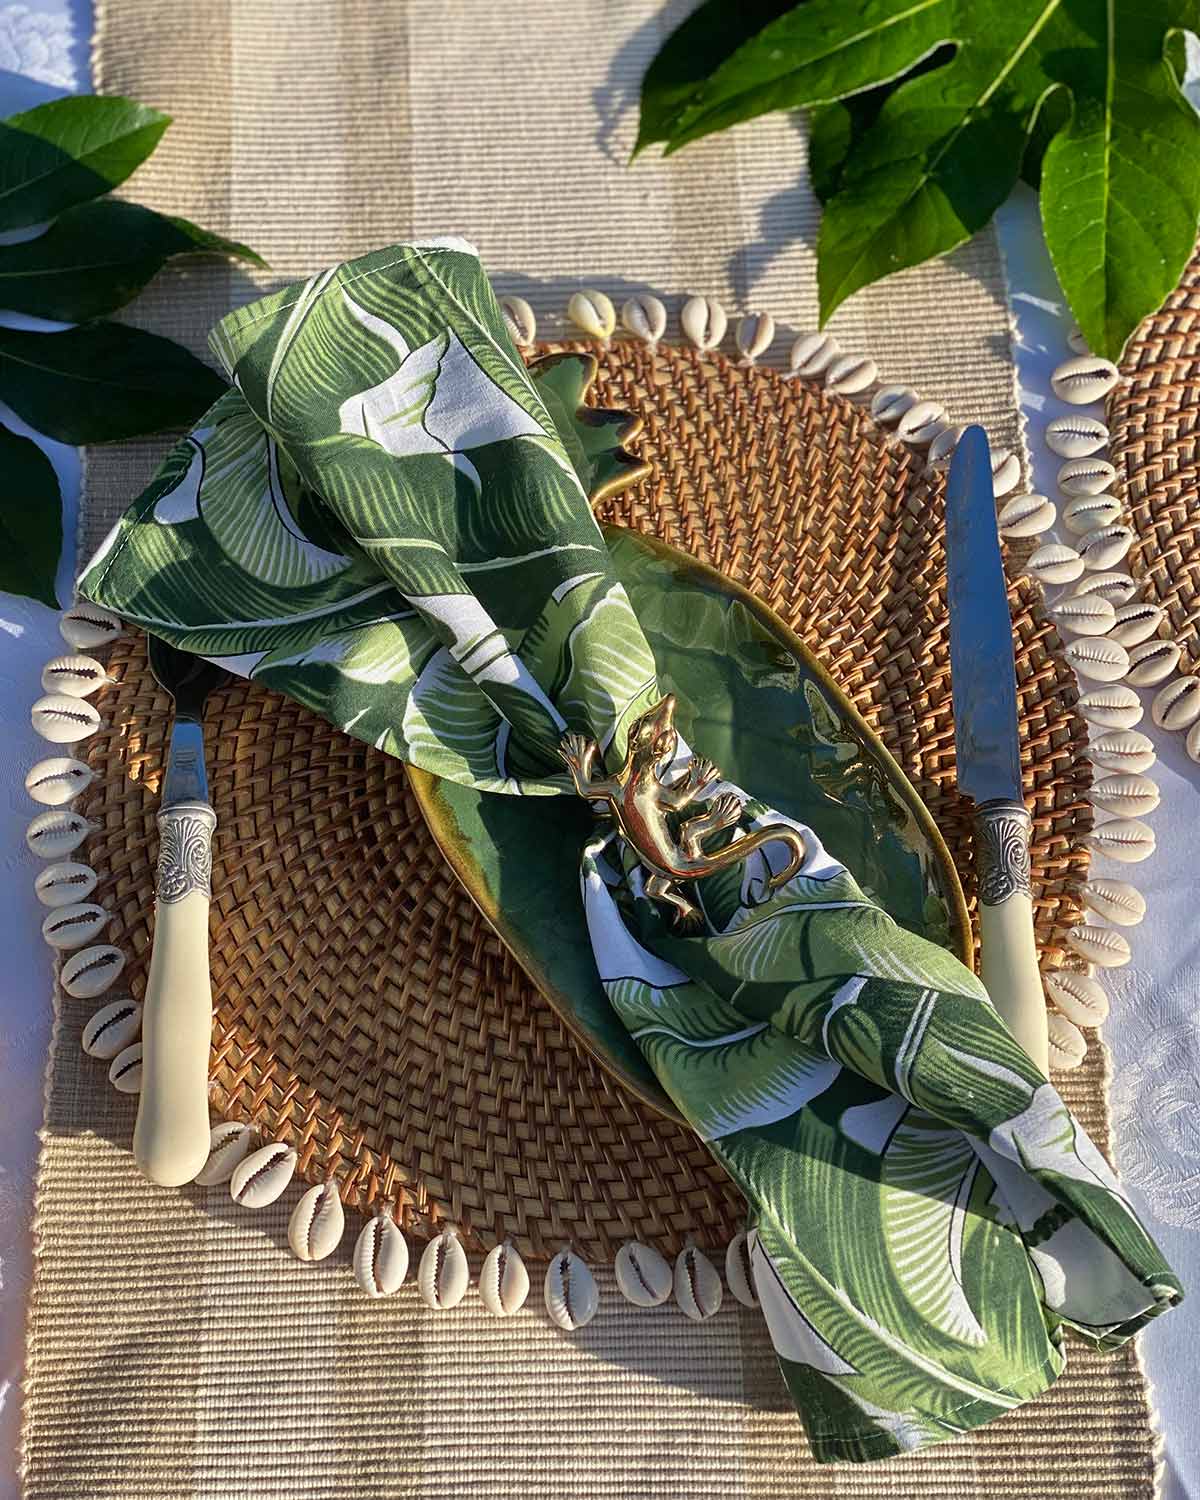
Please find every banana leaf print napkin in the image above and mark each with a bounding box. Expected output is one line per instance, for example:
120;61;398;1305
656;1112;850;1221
79;238;1181;1464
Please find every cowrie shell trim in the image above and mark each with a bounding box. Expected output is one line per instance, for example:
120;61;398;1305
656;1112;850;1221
675;1245;723;1321
544;1247;599;1331
614;1240;672;1307
354;1215;409;1298
25;755;95;806
81;995;141;1058
479;1240;530;1316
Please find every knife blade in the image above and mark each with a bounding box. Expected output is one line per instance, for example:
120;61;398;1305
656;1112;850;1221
946;427;1049;1074
135;637;228;1186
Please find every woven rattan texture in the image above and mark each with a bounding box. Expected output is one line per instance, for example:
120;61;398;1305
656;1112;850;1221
1109;251;1200;671
83;343;1093;1261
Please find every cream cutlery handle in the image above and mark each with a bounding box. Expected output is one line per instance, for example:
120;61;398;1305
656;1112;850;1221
974;800;1049;1076
133;801;216;1186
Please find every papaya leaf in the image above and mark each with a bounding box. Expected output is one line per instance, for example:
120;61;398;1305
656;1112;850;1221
0;322;226;444
0;423;61;608
0;95;169;230
637;0;1200;358
0;199;265;321
634;0;798;156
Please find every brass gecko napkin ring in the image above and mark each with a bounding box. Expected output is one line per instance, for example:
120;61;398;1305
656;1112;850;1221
558;694;805;928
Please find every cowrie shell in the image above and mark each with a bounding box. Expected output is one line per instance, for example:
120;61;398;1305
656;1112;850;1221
1072;571;1139;607
1187;718;1200;764
108;1042;143;1093
682;296;728;352
1064;637;1129;682
725;1231;758;1309
1126;639;1182;687
26;808;93;860
614;1240;672;1308
59;603;122;651
674;1245;723;1321
1078;524;1133;571
788;330;838;377
1089;729;1155;774
566;289;615;340
80;994;141;1058
735;311;775;363
620;294;667;344
1109;602;1165;648
1153;676;1200;731
1028;542;1084;586
869;385;918;424
1045;414;1108;459
1058;457;1117;496
499;295;536;348
1045;968;1111;1026
1076;684;1142;729
544;1247;599;1331
1068;923;1132;968
1047;1010;1087;1070
354;1214;409;1298
1090;771;1159;818
1081;877;1146;928
25;755;95;806
31;693;101;744
40;653;109;698
479;1240;530;1316
998;493;1056;538
1051;355;1120;404
1062;494;1122;535
990;450;1021;498
1084;818;1155;863
35;861;98;908
1067;325;1090;354
288;1180;345;1262
418;1229;470;1310
928;423;967;465
229;1142;297;1208
194;1122;254;1186
42;901;110;950
824;352;877;396
896;399;947;445
1049;593;1115;636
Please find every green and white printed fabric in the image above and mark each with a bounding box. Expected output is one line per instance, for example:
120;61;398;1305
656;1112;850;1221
80;239;1181;1464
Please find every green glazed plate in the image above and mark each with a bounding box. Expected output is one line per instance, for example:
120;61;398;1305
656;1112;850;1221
409;357;971;1123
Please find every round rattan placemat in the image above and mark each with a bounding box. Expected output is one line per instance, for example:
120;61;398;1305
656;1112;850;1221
1109;246;1200;671
83;342;1093;1260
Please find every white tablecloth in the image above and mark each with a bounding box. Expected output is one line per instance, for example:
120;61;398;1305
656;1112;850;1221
0;7;1196;1496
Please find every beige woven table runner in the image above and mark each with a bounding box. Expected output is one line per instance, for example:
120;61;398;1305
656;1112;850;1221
21;2;1155;1496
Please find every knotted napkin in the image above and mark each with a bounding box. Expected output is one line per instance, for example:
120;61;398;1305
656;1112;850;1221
80;238;1181;1464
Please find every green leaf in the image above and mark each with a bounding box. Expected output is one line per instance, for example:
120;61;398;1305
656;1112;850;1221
651;0;952;156
808;46;955;204
0;322;226;444
641;0;1200;357
1040;6;1200;358
0;423;61;607
634;0;797;156
0;95;169;231
0;199;264;321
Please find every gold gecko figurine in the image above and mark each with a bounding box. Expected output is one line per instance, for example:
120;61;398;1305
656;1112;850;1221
558;694;806;928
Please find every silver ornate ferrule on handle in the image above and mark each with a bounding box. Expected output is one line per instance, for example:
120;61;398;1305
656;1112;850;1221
973;800;1032;905
155;800;216;903
970;799;1048;1075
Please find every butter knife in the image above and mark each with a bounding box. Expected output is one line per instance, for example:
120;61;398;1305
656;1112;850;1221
135;638;228;1185
946;427;1049;1074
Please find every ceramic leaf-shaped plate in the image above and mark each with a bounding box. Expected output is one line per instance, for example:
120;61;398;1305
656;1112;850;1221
409;355;970;1121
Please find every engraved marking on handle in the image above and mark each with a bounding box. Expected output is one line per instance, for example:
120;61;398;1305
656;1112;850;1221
156;802;216;904
975;800;1032;905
